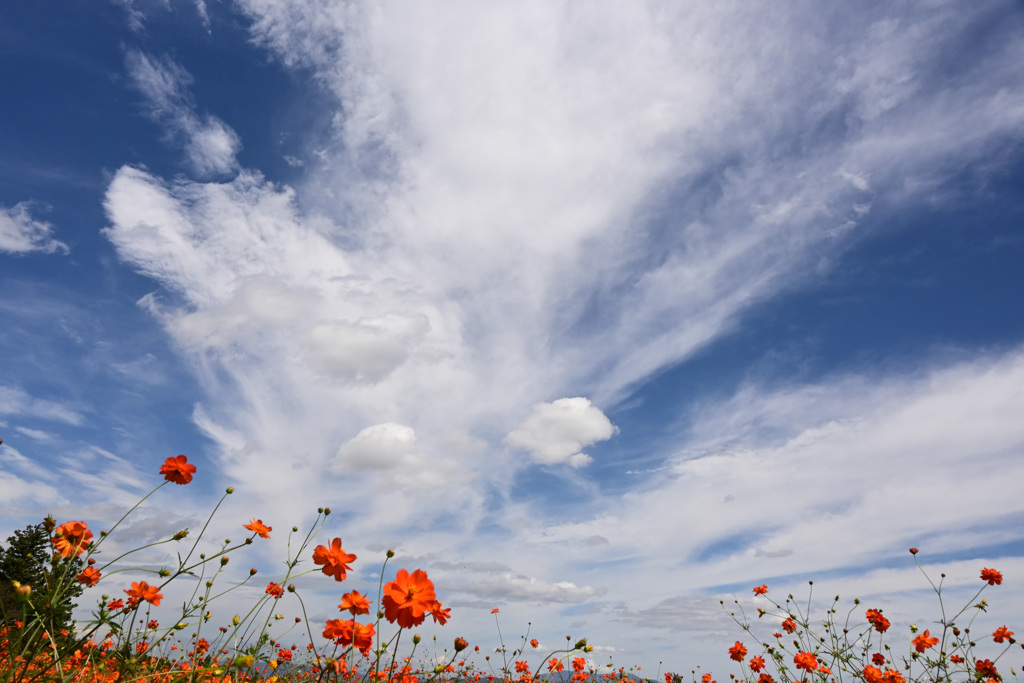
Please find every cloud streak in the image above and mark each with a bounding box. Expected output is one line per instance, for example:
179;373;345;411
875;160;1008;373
125;50;242;176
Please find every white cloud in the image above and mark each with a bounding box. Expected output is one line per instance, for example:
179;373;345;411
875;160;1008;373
125;50;241;176
506;398;617;467
0;203;68;255
0;386;84;425
333;422;416;472
99;2;1024;670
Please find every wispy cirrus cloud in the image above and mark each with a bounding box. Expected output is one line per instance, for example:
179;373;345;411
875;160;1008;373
125;50;242;176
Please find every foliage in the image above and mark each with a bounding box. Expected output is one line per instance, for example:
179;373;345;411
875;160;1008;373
0;518;83;647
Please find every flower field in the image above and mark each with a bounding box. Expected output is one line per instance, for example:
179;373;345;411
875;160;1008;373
1;456;1019;683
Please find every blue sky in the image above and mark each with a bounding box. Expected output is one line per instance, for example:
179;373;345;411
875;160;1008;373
3;0;1024;674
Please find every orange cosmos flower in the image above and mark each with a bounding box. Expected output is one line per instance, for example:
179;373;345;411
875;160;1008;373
530;639;540;649
992;626;1014;643
243;519;272;538
752;585;768;596
430;600;451;625
748;656;765;673
383;569;437;629
124;581;162;606
975;660;999;678
266;582;284;599
323;619;375;656
866;609;890;633
548;659;564;673
756;674;774;683
980;568;1003;586
312;538;357;582
339;590;372;615
160;455;196;485
882;669;905;683
728;642;747;662
781;618;797;633
76;566;101;586
793;652;818;672
53;521;93;557
912;630;939;653
862;666;883;683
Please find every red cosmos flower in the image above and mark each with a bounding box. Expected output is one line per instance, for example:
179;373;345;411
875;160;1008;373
323;618;375;656
147;620;159;629
753;585;768;596
781;618;798;634
53;521;93;557
107;599;125;611
793;651;818;672
244;519;272;539
547;659;564;673
757;674;775;683
160;455;196;485
866;609;891;633
382;569;437;629
980;568;1003;586
266;582;284;599
992;626;1014;643
76;566;101;586
975;660;999;678
124;581;162;606
728;642;747;662
748;656;765;673
871;654;886;666
491;608;500;614
572;657;586;672
430;600;451;625
312;538;356;582
862;666;883;683
339;591;372;615
912;630;939;653
949;655;964;664
701;674;712;683
277;648;293;662
530;639;540;648
515;661;530;674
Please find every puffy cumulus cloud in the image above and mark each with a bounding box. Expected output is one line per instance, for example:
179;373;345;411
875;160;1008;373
125;50;241;176
506;398;617;467
333;422;417;472
0;203;68;255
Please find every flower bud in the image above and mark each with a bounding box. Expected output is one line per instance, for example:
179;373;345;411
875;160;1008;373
159;568;171;577
233;655;254;668
173;530;189;541
386;549;395;558
287;584;296;592
295;617;301;623
249;568;257;575
232;615;240;625
225;487;234;494
206;580;213;588
413;634;421;644
14;582;31;600
324;507;331;515
176;622;187;630
574;638;588;650
454;638;469;652
221;556;230;565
